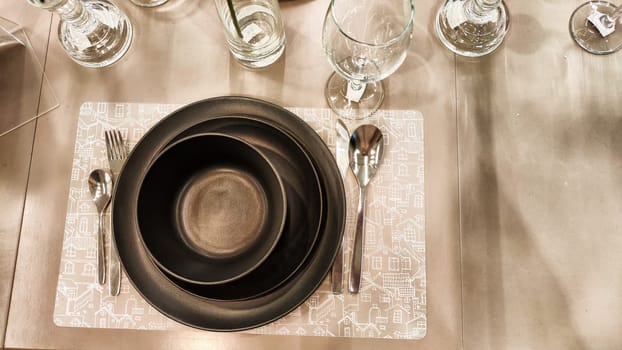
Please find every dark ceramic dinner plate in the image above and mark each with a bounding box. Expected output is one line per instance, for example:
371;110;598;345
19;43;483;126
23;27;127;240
162;116;323;300
112;96;345;331
137;133;288;285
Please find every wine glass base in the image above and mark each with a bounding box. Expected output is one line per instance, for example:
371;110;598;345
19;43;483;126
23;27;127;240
129;0;169;7
59;0;133;68
435;0;509;57
570;1;622;55
324;72;384;120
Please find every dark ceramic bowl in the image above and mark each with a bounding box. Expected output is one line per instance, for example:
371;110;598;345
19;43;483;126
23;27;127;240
137;132;287;285
159;116;324;300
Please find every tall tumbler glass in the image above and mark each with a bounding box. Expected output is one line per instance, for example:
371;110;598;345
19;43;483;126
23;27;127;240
213;0;286;69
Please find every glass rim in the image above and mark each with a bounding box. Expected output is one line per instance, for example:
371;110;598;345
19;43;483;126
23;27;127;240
329;0;415;48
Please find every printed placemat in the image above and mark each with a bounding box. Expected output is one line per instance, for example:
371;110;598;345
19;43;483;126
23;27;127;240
54;102;426;339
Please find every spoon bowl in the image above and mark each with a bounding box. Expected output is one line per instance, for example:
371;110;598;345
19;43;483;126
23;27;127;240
349;125;384;187
348;124;384;293
88;169;113;285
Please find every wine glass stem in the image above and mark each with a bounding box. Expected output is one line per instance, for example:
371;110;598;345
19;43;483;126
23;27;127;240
54;0;98;34
468;0;501;17
611;4;622;22
346;80;367;103
349;80;364;92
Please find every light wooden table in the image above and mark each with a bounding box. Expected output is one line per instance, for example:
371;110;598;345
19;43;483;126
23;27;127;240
2;0;621;349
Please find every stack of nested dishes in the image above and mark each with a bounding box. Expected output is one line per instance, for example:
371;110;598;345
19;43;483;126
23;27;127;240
112;96;346;331
138;133;288;286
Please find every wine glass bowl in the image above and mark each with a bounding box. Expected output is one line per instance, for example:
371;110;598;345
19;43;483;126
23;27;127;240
570;1;622;55
322;0;414;120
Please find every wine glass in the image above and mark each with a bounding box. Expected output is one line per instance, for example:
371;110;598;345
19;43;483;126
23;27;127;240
129;0;168;7
27;0;133;68
322;0;414;120
435;0;509;57
570;1;622;55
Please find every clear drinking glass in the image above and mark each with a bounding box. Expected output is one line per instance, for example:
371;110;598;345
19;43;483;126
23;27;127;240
570;1;622;55
435;0;509;57
213;0;286;69
27;0;133;68
322;0;414;120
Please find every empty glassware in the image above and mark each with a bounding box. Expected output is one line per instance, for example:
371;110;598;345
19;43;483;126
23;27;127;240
27;0;133;68
570;1;622;54
213;0;286;69
129;0;168;8
435;0;509;57
322;0;414;119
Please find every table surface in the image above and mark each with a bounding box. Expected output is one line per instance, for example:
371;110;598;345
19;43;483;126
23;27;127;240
2;1;621;349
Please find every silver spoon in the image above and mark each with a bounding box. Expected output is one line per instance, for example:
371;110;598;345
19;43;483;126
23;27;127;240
88;169;113;285
348;124;384;294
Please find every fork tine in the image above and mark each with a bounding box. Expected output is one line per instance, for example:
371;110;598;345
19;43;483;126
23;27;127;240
104;129;128;160
113;129;126;159
111;130;119;159
104;130;114;160
119;131;128;158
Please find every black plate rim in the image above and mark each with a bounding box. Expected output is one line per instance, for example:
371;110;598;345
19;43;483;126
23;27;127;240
112;96;345;331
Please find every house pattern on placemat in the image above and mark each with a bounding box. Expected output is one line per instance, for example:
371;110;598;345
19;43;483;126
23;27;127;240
53;103;426;339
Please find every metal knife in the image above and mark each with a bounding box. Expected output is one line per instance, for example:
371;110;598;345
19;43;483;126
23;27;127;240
331;118;350;294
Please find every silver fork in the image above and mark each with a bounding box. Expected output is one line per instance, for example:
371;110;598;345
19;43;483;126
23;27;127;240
104;129;127;296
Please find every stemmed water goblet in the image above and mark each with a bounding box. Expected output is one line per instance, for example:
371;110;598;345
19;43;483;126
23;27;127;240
570;1;622;54
129;0;168;7
435;0;509;57
322;0;415;120
27;0;133;68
